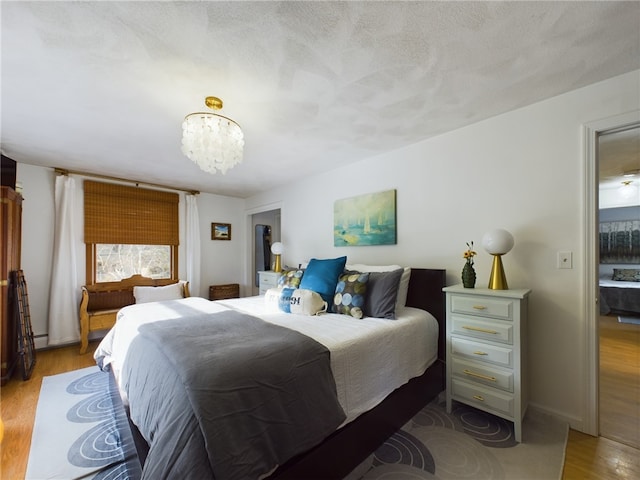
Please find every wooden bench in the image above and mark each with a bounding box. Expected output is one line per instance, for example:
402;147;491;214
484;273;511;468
79;275;190;354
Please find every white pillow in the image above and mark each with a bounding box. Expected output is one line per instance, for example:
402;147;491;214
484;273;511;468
133;282;184;304
346;264;411;309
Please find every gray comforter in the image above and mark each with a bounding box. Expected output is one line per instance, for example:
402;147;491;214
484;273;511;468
120;310;346;480
600;285;640;315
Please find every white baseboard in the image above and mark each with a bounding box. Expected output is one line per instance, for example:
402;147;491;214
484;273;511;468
528;401;586;434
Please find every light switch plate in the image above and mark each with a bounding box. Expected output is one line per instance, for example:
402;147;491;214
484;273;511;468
558;251;572;269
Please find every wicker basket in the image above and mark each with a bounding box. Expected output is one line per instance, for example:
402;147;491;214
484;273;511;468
209;283;240;300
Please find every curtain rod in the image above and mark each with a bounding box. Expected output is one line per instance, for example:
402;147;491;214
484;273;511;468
54;168;199;195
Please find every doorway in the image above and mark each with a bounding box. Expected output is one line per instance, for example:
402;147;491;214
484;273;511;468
249;208;281;296
597;126;640;449
584;110;640;440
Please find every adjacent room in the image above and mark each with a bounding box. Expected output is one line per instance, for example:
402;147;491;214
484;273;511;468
1;2;639;479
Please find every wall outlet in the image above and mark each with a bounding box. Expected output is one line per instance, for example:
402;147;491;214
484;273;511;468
558;251;573;269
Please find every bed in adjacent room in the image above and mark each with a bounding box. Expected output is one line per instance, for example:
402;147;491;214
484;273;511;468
94;266;446;480
599;268;640;316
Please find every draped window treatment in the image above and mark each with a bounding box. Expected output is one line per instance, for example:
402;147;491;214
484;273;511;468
48;175;79;345
185;194;201;297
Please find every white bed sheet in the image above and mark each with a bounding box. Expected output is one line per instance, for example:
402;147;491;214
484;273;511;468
95;295;438;425
599;278;640;288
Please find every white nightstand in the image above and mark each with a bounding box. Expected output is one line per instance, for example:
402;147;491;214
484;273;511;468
443;284;531;442
258;271;282;295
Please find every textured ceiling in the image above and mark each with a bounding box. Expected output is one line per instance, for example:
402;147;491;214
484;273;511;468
2;1;639;197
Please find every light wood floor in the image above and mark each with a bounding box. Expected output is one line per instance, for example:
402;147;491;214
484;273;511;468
1;338;639;480
598;315;639;449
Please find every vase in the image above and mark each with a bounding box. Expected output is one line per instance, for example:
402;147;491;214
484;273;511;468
462;263;476;288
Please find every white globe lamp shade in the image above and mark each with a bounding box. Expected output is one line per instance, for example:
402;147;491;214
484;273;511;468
482;229;514;290
271;242;284;255
271;242;284;272
482;229;514;255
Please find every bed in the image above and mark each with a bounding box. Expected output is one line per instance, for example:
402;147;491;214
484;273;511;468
599;276;640;315
94;267;446;480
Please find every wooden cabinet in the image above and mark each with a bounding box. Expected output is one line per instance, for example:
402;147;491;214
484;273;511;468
1;187;23;384
258;271;282;295
443;284;530;442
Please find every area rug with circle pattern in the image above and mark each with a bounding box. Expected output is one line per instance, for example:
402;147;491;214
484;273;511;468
26;366;141;480
348;394;568;480
27;367;567;480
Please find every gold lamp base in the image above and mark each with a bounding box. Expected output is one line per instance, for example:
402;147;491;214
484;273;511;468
488;254;509;290
273;254;282;273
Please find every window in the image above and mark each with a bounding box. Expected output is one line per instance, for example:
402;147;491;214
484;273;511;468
95;244;171;282
84;181;179;284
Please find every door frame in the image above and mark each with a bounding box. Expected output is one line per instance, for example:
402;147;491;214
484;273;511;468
583;110;640;436
244;201;283;296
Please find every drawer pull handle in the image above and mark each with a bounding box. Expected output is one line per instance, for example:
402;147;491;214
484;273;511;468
463;325;498;334
472;305;487;310
463;369;497;382
473;395;485;402
473;351;488;356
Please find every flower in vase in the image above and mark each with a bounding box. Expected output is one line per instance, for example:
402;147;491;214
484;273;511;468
463;241;477;265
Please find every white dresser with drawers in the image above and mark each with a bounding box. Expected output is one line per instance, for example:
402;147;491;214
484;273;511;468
443;284;531;442
258;271;282;295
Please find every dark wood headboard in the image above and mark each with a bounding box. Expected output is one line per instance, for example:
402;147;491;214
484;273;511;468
405;268;446;361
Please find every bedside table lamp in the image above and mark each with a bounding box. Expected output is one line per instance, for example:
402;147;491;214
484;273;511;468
271;242;284;273
482;229;514;290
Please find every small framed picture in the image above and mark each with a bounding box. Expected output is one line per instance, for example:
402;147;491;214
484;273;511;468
212;222;232;240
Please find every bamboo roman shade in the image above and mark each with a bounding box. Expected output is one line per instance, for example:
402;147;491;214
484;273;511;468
84;180;179;245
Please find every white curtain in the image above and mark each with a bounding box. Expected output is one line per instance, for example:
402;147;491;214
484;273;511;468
48;175;79;345
185;194;201;297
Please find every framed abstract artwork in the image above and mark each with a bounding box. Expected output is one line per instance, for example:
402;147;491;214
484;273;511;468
334;189;397;246
599;219;640;263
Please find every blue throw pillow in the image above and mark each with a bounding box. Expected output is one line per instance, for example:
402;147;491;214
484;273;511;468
299;256;347;307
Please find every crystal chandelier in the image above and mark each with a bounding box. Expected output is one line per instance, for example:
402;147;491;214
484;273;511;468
181;96;244;175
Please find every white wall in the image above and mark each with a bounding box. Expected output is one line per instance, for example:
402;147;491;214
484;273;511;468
195;192;246;296
15;167;246;347
245;70;640;431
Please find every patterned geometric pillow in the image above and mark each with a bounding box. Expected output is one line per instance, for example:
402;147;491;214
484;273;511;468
278;269;305;288
333;272;369;319
612;268;640;282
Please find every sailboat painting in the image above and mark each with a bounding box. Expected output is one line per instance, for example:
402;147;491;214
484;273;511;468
334;190;397;246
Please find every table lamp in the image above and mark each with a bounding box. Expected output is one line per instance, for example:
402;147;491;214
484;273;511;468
482;229;514;290
271;242;284;273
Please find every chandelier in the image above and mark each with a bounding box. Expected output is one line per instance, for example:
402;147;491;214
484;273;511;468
181;96;244;175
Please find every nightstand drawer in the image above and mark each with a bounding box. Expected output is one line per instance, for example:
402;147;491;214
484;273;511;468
451;358;513;392
451;315;513;344
260;275;279;288
258;271;282;295
451;337;513;368
452;378;514;417
450;295;514;320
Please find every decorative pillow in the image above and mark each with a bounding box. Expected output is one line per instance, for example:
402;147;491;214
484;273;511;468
133;282;184;304
278;269;305;289
289;289;328;316
264;287;327;315
299;256;347;307
333;272;369;319
612;268;640;282
264;287;285;312
364;269;404;319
